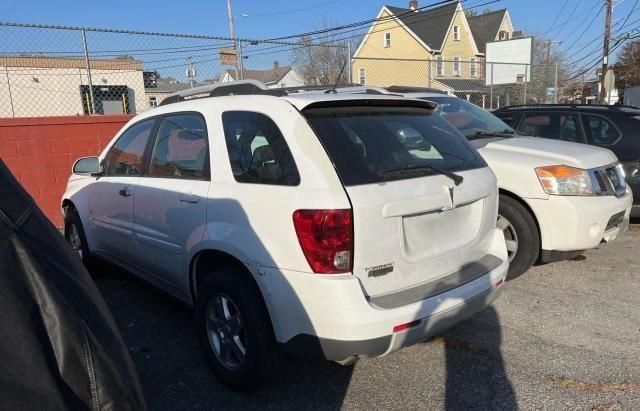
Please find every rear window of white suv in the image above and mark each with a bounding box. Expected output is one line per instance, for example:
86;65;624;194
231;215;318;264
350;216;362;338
304;105;486;186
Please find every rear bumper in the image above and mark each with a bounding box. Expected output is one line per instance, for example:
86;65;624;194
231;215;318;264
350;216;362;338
282;284;502;361
257;228;508;362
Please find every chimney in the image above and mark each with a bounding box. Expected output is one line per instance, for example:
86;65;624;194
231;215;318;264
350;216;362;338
273;61;280;70
409;0;418;10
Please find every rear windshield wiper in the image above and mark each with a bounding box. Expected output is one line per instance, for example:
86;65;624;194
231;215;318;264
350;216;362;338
378;164;463;186
472;129;515;138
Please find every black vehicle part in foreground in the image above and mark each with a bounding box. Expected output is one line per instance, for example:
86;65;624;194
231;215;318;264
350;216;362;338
0;160;146;410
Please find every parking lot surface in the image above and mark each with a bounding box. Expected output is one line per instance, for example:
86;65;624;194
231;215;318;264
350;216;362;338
94;225;640;410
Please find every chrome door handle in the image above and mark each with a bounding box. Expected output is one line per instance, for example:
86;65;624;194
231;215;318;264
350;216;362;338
179;194;199;203
118;187;133;197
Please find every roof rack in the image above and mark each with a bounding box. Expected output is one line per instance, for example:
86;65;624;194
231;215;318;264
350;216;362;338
494;103;640;111
158;80;370;106
159;80;286;106
386;85;449;95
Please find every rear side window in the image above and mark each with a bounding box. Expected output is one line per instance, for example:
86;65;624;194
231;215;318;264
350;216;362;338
495;113;516;127
105;119;155;176
222;111;300;186
581;115;620;145
518;112;581;143
304;105;486;186
149;114;209;179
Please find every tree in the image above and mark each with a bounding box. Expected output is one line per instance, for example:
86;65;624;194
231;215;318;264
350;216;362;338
292;25;361;86
464;7;493;17
615;39;640;88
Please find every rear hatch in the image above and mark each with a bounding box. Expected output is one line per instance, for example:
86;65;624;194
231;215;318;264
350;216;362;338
304;101;500;298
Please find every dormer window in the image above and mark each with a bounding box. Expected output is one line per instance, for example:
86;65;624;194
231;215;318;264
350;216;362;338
384;32;391;47
453;25;461;41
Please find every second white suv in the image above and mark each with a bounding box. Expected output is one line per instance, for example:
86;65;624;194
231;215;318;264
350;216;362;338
62;81;508;389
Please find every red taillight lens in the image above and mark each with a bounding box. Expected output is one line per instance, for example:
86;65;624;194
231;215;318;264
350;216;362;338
292;209;353;274
393;320;421;333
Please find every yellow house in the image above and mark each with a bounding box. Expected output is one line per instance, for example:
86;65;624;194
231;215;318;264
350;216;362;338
352;0;515;91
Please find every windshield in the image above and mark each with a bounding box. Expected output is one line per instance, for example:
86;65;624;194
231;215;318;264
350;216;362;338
423;96;515;138
303;105;486;186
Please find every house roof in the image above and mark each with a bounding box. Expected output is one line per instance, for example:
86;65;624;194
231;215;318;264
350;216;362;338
434;78;487;92
224;65;292;84
0;55;142;70
385;3;459;51
467;9;508;53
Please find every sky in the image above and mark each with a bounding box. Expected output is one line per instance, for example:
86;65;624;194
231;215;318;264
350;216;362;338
2;0;637;81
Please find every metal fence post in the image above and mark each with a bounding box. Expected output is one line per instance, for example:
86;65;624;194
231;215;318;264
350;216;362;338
81;29;95;115
347;43;352;84
428;59;433;88
524;65;528;104
4;67;15;117
554;60;558;103
489;63;494;109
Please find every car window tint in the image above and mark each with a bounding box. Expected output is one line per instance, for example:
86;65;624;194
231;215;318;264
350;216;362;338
581;115;620;145
496;113;516;127
222;111;300;186
304;105;486;186
105;119;155;176
519;113;580;142
150;114;209;179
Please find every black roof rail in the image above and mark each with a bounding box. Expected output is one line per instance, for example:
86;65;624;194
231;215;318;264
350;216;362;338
386;85;449;95
494;103;640;111
159;80;286;106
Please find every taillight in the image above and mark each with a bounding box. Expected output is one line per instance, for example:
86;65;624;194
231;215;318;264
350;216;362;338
292;209;353;274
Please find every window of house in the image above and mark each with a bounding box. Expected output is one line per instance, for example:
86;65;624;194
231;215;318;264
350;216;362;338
453;25;461;41
105;119;156;176
436;56;444;76
499;30;509;40
453;57;461;76
359;67;366;85
581;115;620;145
149;96;158;108
470;58;477;77
222;111;300;186
384;32;391;47
149;114;209;179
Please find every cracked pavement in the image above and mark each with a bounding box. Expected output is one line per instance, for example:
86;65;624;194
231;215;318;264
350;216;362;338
93;224;640;410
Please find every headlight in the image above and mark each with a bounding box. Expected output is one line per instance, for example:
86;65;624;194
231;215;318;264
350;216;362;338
535;165;594;196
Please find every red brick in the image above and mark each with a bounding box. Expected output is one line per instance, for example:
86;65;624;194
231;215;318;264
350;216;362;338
0;124;32;141
40;153;72;169
16;140;39;156
38;125;68;141
20;170;56;187
50;138;73;154
54;167;71;183
0;141;18;158
40;185;65;200
3;155;38;173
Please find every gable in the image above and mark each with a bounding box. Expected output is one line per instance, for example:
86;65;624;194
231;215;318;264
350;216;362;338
440;4;480;58
386;3;458;51
468;9;508;53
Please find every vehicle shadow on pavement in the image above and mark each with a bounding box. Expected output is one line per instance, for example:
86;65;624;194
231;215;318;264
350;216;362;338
91;252;354;410
440;305;517;409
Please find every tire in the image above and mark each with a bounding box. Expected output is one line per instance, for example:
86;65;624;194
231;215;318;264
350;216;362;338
64;207;92;266
497;194;540;280
195;268;276;390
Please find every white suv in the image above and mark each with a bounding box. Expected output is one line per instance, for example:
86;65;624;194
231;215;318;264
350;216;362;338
62;80;508;389
378;87;632;278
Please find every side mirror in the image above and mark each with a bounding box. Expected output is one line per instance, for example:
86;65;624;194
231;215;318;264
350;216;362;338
72;156;102;176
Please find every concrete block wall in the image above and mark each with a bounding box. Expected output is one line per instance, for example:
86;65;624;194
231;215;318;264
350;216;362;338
0;115;133;227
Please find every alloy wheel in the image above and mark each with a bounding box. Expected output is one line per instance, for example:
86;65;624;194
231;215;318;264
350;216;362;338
497;214;518;263
205;294;247;370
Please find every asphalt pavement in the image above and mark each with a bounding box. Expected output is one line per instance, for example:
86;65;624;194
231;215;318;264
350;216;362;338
93;224;640;410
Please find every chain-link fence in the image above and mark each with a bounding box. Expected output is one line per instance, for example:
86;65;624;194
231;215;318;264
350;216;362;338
352;57;560;110
0;22;350;118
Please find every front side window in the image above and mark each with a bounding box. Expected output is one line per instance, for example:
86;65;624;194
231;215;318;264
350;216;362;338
304;105;486;186
581;115;620;145
453;57;461;76
518;112;581;142
359;68;366;85
104;119;155;176
222;111;300;186
426;96;514;139
149;114;209;179
384;32;391;47
453;25;461;41
436;57;444;76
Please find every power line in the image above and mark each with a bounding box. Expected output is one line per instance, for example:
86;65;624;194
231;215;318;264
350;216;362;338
244;0;342;17
542;0;570;35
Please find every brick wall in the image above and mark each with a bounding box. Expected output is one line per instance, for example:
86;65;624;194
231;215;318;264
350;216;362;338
0;115;133;227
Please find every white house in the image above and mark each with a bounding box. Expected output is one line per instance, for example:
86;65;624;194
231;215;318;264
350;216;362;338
220;61;304;89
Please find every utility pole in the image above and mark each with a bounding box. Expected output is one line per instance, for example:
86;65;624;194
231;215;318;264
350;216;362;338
227;0;239;80
600;0;613;103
